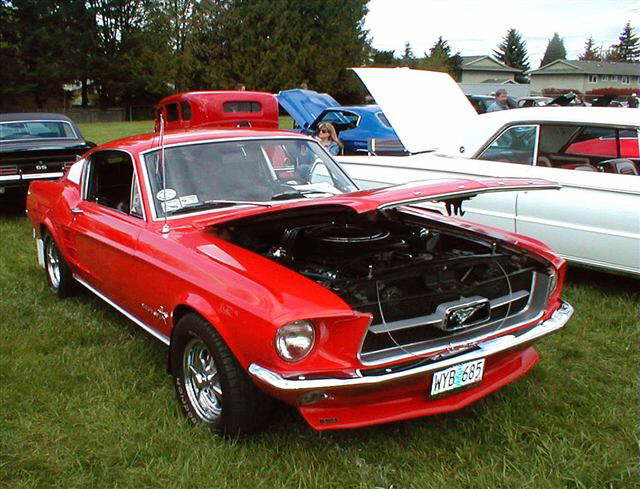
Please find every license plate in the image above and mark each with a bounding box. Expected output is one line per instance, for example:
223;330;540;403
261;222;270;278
430;359;485;397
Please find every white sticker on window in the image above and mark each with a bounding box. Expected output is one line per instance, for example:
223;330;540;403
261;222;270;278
179;195;198;206
161;198;182;212
157;188;177;201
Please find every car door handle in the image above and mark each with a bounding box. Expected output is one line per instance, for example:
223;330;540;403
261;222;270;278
71;207;84;215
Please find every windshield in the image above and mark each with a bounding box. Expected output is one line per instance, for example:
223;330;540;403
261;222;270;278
0;120;77;141
143;138;358;217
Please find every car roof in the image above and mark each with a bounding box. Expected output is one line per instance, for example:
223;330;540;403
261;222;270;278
95;127;311;153
479;106;639;126
0;112;75;123
157;90;276;106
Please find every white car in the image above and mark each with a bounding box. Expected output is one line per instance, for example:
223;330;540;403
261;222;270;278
338;68;640;277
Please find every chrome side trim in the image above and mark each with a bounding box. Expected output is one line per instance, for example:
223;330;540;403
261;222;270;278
337;157;640;197
0;175;21;181
21;172;64;180
248;302;573;392
377;183;561;211
73;274;170;345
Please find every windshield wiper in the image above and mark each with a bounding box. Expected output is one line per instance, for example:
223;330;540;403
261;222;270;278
168;199;272;215
270;189;333;201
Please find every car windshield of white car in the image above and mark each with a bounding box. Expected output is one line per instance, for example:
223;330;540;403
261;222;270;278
143;138;358;216
0;121;77;141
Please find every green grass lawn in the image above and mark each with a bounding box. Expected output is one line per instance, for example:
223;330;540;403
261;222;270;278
1;121;638;489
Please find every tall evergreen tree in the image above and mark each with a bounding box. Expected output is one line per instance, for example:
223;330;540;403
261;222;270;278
86;0;152;106
419;37;462;80
493;28;530;71
540;33;567;67
1;0;371;108
401;41;415;66
199;0;369;101
1;0;73;108
611;21;640;62
578;36;602;61
369;48;397;66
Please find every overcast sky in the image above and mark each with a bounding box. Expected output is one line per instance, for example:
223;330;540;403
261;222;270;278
365;0;640;67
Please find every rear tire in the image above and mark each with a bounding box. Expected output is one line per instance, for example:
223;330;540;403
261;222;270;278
171;313;273;436
43;232;77;298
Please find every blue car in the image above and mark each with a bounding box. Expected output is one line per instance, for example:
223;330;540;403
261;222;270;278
277;89;404;155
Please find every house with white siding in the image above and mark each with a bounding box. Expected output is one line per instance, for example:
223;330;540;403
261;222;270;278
528;60;640;93
459;56;522;84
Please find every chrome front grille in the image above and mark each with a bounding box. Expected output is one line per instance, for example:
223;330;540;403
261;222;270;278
358;271;549;365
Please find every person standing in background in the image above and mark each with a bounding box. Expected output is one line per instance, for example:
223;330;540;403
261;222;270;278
486;89;511;112
316;122;343;156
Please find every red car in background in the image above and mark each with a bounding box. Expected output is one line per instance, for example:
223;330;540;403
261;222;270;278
26;127;572;434
566;131;639;159
154;91;279;132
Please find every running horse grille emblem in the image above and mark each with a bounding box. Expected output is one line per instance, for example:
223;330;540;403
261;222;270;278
436;296;491;332
450;306;478;325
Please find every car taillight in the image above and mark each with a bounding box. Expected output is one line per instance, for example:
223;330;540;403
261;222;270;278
0;165;18;176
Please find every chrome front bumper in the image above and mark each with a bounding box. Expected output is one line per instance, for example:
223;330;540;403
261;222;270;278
248;301;573;392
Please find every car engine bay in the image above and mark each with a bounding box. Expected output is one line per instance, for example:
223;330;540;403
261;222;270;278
213;207;548;333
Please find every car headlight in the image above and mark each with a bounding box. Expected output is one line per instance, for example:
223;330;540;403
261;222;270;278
275;320;316;362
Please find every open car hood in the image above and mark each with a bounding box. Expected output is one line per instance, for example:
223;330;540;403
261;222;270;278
199;178;560;227
350;67;477;154
277;89;339;128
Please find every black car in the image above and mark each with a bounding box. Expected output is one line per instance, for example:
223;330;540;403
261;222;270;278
0;113;95;201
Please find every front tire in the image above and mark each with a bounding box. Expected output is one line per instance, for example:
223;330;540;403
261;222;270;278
43;232;76;298
171;313;273;435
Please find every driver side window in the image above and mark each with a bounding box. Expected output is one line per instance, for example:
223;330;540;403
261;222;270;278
85;150;141;217
478;125;539;165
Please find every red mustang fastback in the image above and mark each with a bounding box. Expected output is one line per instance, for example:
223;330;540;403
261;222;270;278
26;128;573;435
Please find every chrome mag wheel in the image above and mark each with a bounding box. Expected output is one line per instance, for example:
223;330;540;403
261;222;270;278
46;238;61;289
183;337;223;422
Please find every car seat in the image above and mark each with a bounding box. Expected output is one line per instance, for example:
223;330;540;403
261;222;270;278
597;158;639;175
536;156;551;167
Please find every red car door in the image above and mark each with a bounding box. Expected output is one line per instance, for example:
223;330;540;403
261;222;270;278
65;150;145;313
69;201;143;311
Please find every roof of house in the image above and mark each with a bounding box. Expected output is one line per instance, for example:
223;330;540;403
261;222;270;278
460;55;522;73
529;59;640;76
481;78;518;84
